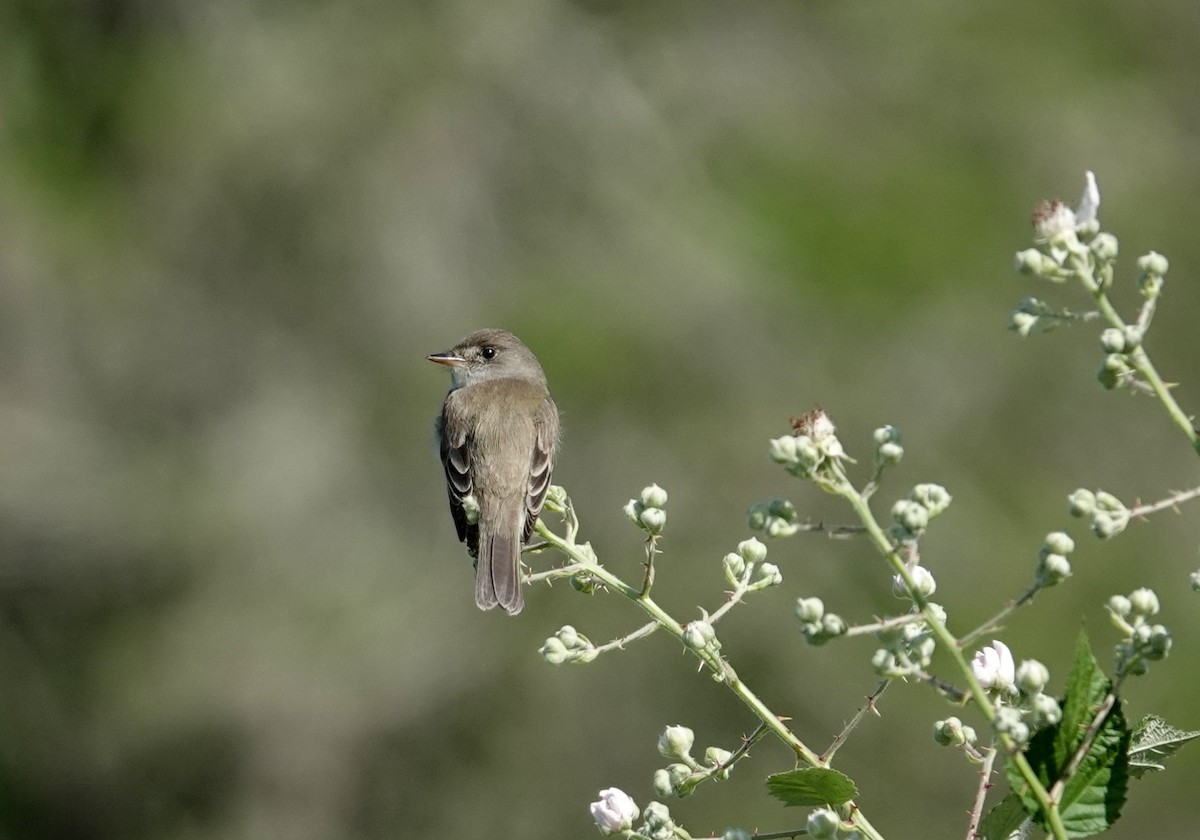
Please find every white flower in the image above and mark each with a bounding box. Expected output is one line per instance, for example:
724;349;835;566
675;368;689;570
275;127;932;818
590;788;638;835
1031;171;1101;259
1076;170;1100;225
971;640;1016;694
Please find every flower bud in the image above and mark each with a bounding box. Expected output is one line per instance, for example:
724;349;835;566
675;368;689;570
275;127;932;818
539;636;569;665
639;506;667;535
1107;594;1132;617
1091;512;1128;539
737;538;767;565
1137;251;1169;276
590;788;638;835
893;565;937;599
1030;693;1062;727
1044;531;1075;555
910;483;952;517
820;613;847;639
722;830;752;840
1129;588;1160;617
1090;232;1119;261
892;500;929;535
683;620;717;651
746;501;769;532
754;562;783;587
873;425;901;445
641;801;674;833
993;706;1030;745
1146;624;1172;659
624;498;644;524
652;769;674;798
1122;326;1142;349
638;801;676;835
768;435;799;465
570;572;598;593
1097;354;1130;390
1016;659;1050;694
1010;309;1038;337
877;441;904;464
640;483;668;509
795;597;825;623
1190;570;1200;592
1100;328;1126;354
807;808;840;840
704;746;733;770
794;435;823;470
766;518;799;538
1014;248;1054;276
1068;488;1096;518
1036;551;1072;586
658;725;696;761
723;552;747;582
1139;271;1164;298
666;763;693;796
933;716;967;747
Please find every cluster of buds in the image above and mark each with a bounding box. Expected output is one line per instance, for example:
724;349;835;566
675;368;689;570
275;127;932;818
1107;588;1172;676
795;596;847;646
967;641;1061;745
1068;488;1130;539
722;537;782;590
1035;531;1075;586
871;607;942;678
769;408;850;482
652;725;735;798
874;425;904;466
889;483;952;544
625;484;669;536
932;715;978;749
746;497;801;538
539;625;598;665
1013;171;1104;282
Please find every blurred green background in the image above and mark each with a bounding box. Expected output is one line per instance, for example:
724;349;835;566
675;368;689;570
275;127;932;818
2;1;1198;838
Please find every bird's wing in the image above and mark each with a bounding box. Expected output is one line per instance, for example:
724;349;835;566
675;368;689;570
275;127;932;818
438;398;475;550
523;396;559;543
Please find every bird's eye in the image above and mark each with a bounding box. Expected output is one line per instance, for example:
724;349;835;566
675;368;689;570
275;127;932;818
480;345;497;360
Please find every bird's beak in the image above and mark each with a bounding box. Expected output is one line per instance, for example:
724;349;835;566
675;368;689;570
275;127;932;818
427;351;467;367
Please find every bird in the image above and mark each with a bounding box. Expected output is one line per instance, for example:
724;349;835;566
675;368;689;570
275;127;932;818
428;329;560;614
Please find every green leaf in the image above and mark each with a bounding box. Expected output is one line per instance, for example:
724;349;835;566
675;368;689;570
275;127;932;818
1128;714;1200;778
977;792;1030;840
766;768;858;807
1007;631;1130;838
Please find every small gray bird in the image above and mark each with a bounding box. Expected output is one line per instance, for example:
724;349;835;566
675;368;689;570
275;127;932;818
428;329;560;614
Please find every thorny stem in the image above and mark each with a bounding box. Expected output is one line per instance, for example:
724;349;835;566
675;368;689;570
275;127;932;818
1129;485;1200;518
959;581;1044;648
823;680;890;762
966;743;999;840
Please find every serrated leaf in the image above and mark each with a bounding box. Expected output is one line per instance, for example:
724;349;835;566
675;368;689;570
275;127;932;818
1128;714;1200;778
977;792;1031;840
766;768;857;807
1007;631;1130;838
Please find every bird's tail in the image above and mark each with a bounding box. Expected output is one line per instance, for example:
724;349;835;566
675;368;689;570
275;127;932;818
476;513;524;615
